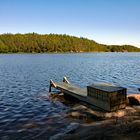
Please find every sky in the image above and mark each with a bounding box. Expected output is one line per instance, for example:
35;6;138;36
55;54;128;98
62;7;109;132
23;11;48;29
0;0;140;47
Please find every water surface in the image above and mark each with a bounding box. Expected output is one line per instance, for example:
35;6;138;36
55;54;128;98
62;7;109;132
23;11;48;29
0;53;140;139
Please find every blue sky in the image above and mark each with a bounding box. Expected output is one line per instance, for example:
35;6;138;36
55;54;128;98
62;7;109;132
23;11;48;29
0;0;140;47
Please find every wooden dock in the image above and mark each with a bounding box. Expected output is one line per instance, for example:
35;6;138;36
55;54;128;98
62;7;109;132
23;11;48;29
49;77;127;112
49;77;87;101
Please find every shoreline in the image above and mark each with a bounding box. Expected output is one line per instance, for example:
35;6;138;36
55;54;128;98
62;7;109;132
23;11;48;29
49;93;140;140
0;52;140;55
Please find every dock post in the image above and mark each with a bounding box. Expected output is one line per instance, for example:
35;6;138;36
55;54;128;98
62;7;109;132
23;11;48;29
63;77;70;84
49;80;52;92
49;79;57;92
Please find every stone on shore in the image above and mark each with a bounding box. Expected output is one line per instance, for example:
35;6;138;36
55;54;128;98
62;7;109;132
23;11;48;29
49;93;140;140
127;94;140;105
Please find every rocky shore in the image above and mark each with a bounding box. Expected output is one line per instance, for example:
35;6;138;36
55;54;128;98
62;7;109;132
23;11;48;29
49;93;140;140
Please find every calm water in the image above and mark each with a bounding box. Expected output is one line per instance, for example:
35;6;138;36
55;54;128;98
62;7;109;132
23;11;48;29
0;53;140;139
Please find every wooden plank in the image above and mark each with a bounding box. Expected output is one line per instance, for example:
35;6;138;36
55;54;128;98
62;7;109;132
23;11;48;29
54;82;87;97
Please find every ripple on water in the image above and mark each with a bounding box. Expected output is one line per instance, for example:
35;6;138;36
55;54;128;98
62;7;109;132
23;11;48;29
0;53;140;139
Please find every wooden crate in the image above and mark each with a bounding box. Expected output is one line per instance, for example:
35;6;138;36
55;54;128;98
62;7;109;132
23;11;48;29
87;83;127;111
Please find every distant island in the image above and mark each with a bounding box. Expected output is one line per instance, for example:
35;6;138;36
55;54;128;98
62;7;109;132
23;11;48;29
0;33;140;53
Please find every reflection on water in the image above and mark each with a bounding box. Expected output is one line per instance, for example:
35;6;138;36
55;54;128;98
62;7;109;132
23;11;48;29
0;53;140;139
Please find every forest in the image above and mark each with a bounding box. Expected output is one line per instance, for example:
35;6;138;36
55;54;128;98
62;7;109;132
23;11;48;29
0;33;139;53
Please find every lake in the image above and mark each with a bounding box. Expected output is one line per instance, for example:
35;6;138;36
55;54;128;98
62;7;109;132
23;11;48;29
0;53;140;139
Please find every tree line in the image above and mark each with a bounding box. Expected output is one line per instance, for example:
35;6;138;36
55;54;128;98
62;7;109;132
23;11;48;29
0;33;139;53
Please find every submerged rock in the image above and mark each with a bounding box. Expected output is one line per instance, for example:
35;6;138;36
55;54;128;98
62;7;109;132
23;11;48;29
49;93;140;140
67;103;140;121
62;116;140;140
50;93;140;121
49;122;80;140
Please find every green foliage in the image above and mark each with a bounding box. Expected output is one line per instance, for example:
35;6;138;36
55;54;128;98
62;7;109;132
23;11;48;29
0;33;139;53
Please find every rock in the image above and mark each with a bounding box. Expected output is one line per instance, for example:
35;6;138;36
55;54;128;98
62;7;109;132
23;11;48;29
67;102;140;122
49;92;140;140
49;93;66;103
133;106;140;112
68;111;87;120
49;122;80;140
127;94;140;105
62;117;140;140
72;105;88;110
